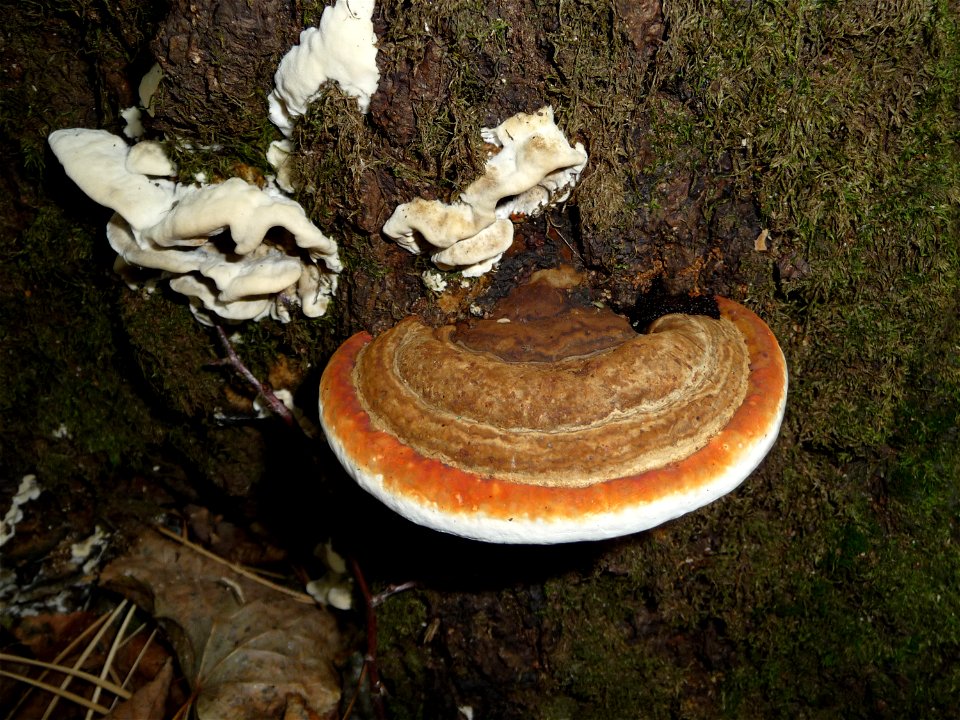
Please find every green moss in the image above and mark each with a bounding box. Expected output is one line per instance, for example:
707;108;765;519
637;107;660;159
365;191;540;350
295;90;379;225
531;5;960;716
119;292;223;418
541;576;686;717
719;385;960;716
166;114;280;186
646;0;959;454
1;205;160;483
536;0;655;232
338;233;389;279
375;591;431;718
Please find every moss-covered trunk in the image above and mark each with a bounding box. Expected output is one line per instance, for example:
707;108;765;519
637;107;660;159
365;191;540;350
1;0;958;717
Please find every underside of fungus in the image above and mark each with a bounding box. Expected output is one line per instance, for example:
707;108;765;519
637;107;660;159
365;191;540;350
319;268;788;544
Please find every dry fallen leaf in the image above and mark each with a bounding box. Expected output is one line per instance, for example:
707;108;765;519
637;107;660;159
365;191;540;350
100;530;342;720
105;658;173;720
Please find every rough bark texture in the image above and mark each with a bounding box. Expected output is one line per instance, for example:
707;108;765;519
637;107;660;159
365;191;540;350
151;0;301;142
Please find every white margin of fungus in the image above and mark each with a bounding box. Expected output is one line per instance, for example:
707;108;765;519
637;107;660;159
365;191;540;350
319;363;788;545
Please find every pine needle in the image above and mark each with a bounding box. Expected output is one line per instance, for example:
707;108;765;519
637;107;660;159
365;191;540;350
0;654;132;699
3;608;114;720
154;525;315;604
86;602;138;720
0;670;113;715
41;600;128;720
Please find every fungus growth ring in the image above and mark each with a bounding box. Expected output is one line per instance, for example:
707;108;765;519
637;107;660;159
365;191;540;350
319;268;788;544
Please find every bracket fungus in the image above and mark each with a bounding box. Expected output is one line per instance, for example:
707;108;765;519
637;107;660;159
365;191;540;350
48;128;341;324
383;107;588;277
319;268;787;544
268;0;379;137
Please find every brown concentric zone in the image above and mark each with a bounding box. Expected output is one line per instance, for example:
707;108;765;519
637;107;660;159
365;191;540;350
318;295;787;526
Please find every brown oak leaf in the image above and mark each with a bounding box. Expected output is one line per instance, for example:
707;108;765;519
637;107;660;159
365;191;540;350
100;530;342;720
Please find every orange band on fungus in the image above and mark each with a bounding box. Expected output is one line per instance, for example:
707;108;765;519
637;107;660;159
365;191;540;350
319;271;787;543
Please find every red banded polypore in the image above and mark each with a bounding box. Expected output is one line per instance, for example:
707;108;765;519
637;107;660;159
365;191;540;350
319;268;787;544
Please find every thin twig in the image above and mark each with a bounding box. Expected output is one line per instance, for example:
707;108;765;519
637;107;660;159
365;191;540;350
546;215;583;263
349;556;387;720
213;325;295;428
154;525;315;604
372;581;418;607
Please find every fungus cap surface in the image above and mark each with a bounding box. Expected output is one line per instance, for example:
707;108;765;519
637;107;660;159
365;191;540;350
319;270;788;543
48;128;176;230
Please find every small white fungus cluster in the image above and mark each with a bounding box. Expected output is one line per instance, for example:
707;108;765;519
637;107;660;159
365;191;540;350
383;106;588;277
46;0;387;324
48;129;342;324
0;475;41;548
268;0;380;137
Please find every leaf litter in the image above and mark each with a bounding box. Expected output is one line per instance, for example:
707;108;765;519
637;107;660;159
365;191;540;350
99;528;344;720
